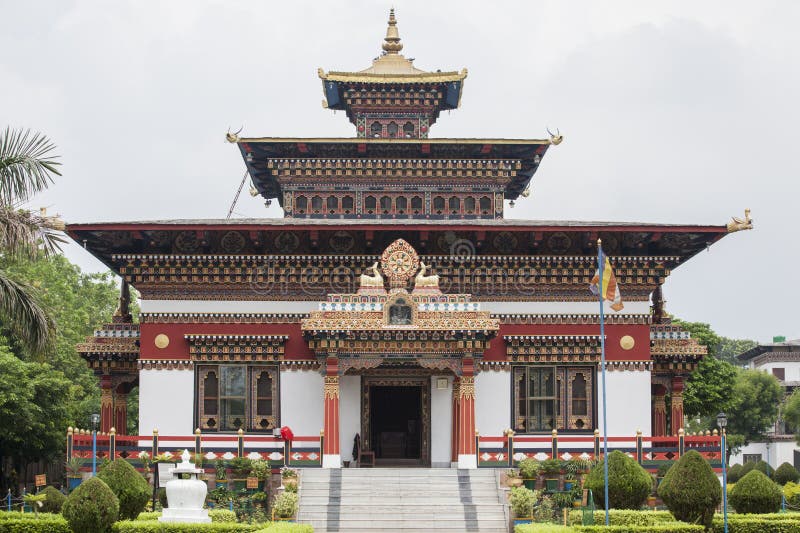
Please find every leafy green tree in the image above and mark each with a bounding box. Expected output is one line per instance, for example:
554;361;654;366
0;127;63;353
684;355;738;420
717;337;758;366
584;450;652;509
0;343;72;490
783;389;800;443
728;369;782;444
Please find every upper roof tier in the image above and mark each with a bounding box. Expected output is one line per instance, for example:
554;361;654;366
318;9;467;137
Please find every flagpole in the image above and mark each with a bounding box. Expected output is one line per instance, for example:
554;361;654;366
598;238;610;526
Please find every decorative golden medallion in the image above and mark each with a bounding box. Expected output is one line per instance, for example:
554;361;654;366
620;335;635;351
380;239;420;289
154;334;170;349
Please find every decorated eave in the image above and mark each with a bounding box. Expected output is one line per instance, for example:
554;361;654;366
76;323;140;372
231;137;552;201
185;334;288;362
503;334;602;363
66;218;733;274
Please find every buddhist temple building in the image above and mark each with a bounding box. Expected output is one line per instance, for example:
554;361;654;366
69;10;750;468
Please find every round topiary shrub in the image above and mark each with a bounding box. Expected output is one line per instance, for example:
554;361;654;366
773;462;800;485
657;450;721;529
729;470;782;514
740;461;756;477
40;486;67;513
727;463;744;483
754;460;774;478
584;450;652;509
97;459;150;520
62;477;119;533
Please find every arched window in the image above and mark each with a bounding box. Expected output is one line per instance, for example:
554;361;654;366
327;196;338;213
464;196;476;213
370;122;382;137
449;196;461;214
411;196;423;214
396;196;407;214
364;195;376;214
203;371;218;416
342;196;354;213
311;196;323;213
380;196;392;214
479;196;492;214
403;122;415;138
295;196;307;214
433;196;445;214
571;373;587;416
387;122;398;138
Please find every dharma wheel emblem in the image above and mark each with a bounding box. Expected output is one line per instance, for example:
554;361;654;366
380;239;420;290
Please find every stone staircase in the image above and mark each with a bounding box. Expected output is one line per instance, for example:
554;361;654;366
297;468;508;533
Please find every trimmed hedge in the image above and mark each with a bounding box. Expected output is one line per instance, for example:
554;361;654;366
729;470;782;514
62;477;120;533
98;460;151;521
773;462;800;485
753;460;774;478
578;527;704;533
727;464;744;483
710;516;800;533
0;512;64;521
584;451;652;510
254;525;314;533
0;516;69;533
657;450;720;529
39;487;66;514
515;526;704;533
135;510;237;523
113;522;261;532
567;510;676;526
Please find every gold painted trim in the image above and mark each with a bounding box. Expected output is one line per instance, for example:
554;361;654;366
235;137;552;145
620;335;635;351
154;334;170;349
318;68;467;84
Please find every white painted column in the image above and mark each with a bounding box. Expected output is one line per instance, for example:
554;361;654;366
430;375;453;468
339;375;361;466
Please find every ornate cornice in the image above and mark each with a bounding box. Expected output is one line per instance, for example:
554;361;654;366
504;335;602;363
138;359;194;371
185;334;288;362
141;313;307;324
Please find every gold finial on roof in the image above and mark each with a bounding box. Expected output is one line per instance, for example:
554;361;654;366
382;8;403;54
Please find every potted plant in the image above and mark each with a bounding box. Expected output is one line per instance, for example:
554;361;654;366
541;458;562;492
503;468;523;488
65;457;84;491
570;484;584;508
252;490;268;509
509;486;537;526
518;458;541;490
281;467;298;491
564;471;577;491
229;457;252;490
207;486;231;509
271;491;299;522
250;459;269;491
214;459;228;489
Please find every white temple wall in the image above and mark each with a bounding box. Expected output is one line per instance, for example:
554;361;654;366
476;370;511;437
280;370;323;437
139;369;195;436
730;440;800;469
339;375;361;464
597;369;652;437
430;375;453;467
751;360;800;381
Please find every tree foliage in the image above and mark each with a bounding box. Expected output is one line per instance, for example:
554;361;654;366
684;355;738;420
782;389;800;444
728;370;783;444
97;459;150;520
729;470;782;514
62;477;119;533
773;462;800;485
0;128;64;353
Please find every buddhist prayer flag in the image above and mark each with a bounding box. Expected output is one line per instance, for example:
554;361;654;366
590;248;624;311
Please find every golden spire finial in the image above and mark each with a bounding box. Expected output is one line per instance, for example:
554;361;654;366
382;8;403;54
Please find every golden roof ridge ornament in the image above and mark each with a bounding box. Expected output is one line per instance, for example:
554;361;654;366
382;8;403;54
726;208;753;233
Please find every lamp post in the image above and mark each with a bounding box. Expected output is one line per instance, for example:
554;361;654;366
91;413;100;476
717;412;728;533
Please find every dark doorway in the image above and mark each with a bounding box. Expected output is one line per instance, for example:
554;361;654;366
369;386;422;464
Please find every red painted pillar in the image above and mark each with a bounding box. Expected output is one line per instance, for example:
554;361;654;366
451;378;460;463
100;375;114;433
670;377;685;436
652;384;668;437
322;356;341;468
457;359;477;468
114;383;128;436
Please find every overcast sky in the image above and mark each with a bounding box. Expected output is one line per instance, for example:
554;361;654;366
1;0;797;343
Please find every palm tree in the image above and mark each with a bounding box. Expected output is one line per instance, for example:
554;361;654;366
0;127;65;353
